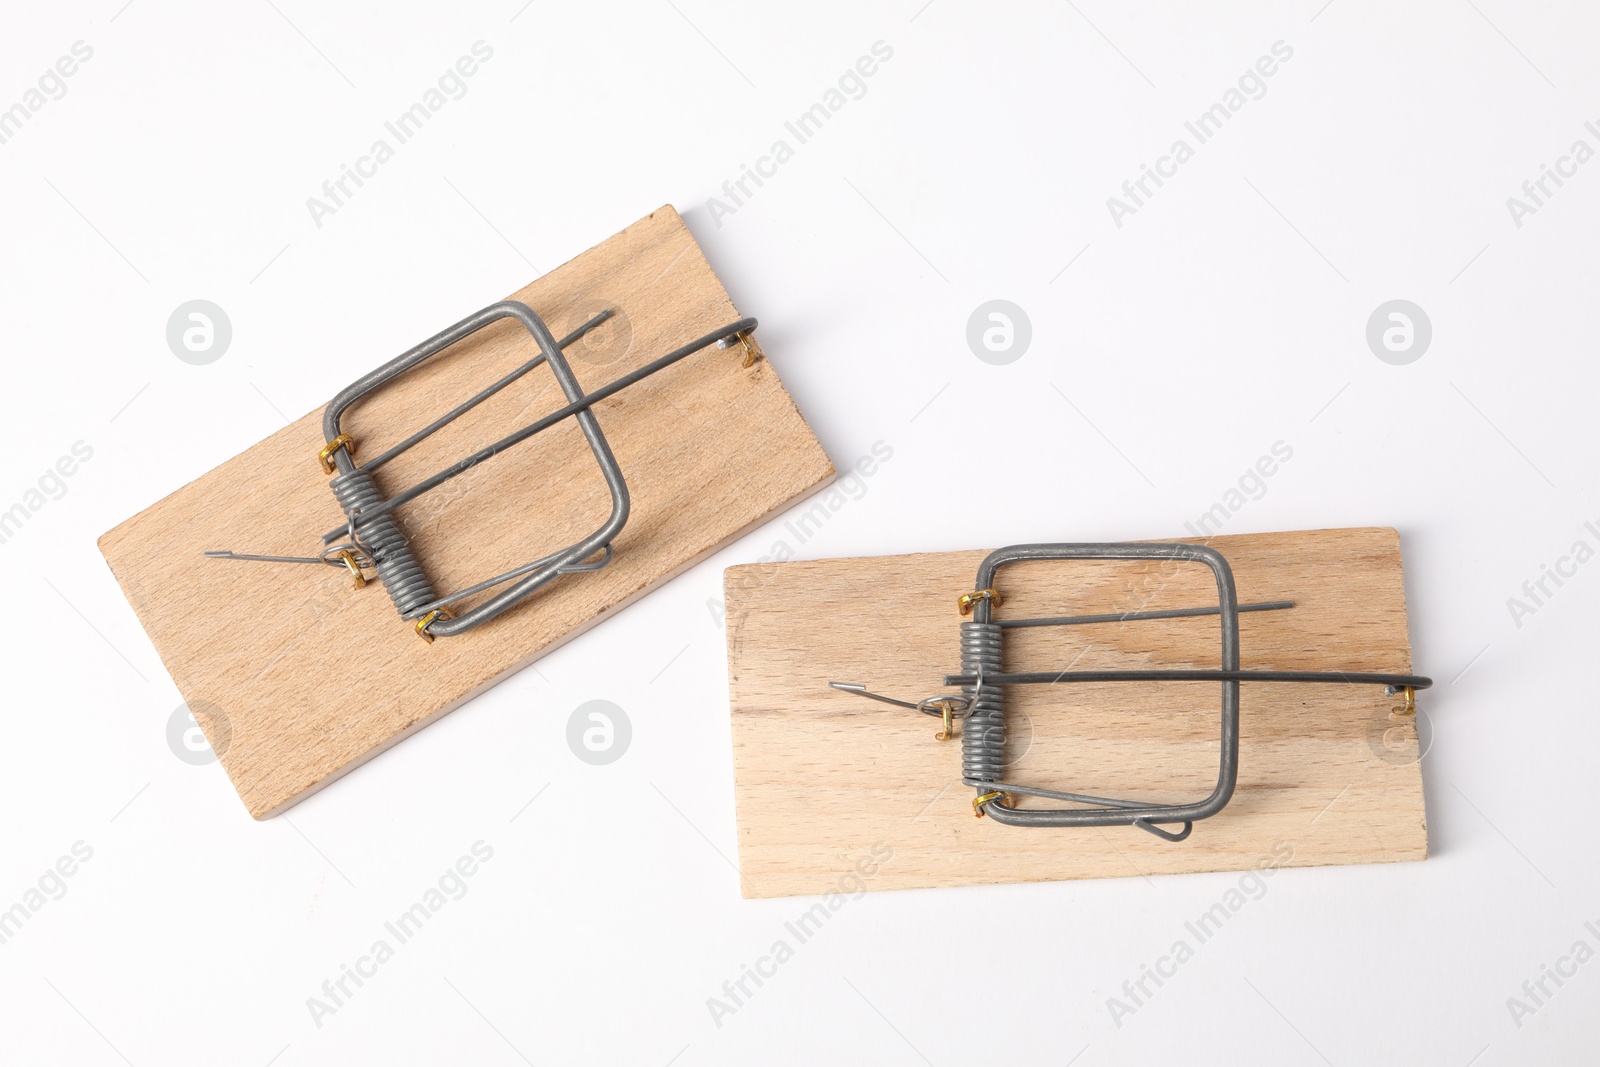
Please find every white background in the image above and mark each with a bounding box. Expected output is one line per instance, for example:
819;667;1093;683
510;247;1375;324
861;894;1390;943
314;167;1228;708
1;1;1596;1064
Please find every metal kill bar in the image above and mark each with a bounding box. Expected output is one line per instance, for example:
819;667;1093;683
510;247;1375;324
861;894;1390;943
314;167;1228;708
955;542;1243;838
315;300;633;639
976;542;1431;841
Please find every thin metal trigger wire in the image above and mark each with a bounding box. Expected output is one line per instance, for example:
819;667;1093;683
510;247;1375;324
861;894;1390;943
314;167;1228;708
204;551;331;565
828;682;972;719
828;682;924;711
203;546;375;571
203;546;374;590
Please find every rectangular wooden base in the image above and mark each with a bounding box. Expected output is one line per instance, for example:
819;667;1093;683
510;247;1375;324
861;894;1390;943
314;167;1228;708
100;206;836;819
724;528;1427;898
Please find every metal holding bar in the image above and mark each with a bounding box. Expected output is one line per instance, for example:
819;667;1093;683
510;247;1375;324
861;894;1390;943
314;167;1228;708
997;600;1294;629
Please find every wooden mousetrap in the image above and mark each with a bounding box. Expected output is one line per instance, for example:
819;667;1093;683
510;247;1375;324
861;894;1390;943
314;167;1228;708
100;206;835;818
723;527;1429;898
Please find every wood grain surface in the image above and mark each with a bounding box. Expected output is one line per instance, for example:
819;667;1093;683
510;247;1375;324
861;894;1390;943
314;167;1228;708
100;206;836;819
724;527;1427;898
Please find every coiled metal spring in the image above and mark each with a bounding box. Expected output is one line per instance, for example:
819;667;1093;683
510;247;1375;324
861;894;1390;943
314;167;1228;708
329;468;436;618
959;621;1004;786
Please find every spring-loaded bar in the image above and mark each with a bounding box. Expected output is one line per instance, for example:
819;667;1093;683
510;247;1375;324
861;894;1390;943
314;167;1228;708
831;541;1432;842
209;299;762;641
